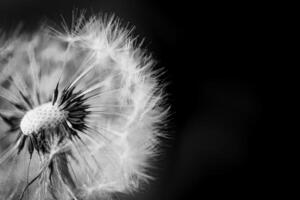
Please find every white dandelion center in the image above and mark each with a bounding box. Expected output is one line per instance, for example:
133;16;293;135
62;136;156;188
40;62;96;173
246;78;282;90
20;102;65;135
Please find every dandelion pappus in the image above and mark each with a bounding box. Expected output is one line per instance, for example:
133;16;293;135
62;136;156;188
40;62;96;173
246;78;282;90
0;14;168;200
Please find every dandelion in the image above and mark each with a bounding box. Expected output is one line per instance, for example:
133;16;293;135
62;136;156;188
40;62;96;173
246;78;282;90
0;15;168;200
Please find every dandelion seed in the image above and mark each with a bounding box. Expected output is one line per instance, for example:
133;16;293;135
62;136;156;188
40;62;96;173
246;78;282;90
0;14;168;200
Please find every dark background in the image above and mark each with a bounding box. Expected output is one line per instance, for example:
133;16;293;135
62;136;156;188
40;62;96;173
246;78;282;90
0;1;266;199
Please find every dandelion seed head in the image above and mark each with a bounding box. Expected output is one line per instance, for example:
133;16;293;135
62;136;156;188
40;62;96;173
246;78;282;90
0;14;168;200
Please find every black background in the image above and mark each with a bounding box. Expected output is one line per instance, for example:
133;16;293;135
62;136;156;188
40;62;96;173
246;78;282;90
0;1;266;199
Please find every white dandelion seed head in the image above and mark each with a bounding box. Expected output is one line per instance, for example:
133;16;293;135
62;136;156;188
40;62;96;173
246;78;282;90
0;14;168;200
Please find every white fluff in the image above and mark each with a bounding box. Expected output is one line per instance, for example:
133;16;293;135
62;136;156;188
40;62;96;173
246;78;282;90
0;15;167;200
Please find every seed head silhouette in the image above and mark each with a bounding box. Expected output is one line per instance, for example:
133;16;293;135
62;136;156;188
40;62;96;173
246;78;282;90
0;14;168;200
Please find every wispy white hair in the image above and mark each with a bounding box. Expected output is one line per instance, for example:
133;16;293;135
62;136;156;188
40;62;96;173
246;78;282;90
0;14;168;200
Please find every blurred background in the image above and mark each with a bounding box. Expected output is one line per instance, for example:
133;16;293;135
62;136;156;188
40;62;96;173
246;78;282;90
0;0;265;199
